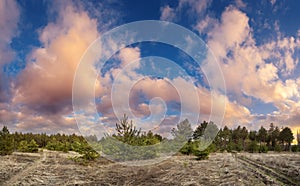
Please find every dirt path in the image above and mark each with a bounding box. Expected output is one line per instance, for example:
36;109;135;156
236;154;298;186
3;152;46;186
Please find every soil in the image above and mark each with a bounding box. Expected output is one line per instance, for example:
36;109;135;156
0;150;299;186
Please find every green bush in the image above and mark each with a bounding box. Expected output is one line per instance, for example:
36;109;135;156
18;140;29;152
28;139;39;152
81;150;100;161
0;126;14;156
45;140;69;152
274;144;282;152
18;139;39;153
291;145;298;152
259;145;268;153
247;141;259;153
180;141;197;155
194;149;209;160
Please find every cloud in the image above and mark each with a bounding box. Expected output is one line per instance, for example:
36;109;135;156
14;4;99;115
160;5;176;22
0;1;112;133
194;16;217;34
118;47;141;69
0;0;20;103
235;0;247;8
0;0;20;66
207;6;250;59
160;0;211;22
194;5;300;131
178;0;212;15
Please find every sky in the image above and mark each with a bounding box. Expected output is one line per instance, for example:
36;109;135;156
0;0;300;142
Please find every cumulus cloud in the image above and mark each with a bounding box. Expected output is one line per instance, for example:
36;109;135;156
0;0;19;103
0;1;108;133
207;6;250;59
194;4;300;132
14;4;99;115
0;0;20;66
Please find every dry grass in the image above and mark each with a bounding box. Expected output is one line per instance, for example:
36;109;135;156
0;151;299;185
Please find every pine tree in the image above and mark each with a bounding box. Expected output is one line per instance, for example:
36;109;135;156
115;114;141;145
279;127;294;151
28;139;39;152
297;130;300;147
0;126;14;155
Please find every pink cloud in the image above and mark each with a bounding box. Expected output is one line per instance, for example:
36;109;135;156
14;4;99;114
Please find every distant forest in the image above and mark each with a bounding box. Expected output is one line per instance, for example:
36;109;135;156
0;115;299;161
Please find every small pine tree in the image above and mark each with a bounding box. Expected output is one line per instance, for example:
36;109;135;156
18;140;29;152
28;139;39;153
115;114;141;145
0;126;14;155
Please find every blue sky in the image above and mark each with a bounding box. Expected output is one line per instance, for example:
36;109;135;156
0;0;300;141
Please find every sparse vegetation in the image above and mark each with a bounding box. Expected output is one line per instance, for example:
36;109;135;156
0;118;298;162
0;126;13;155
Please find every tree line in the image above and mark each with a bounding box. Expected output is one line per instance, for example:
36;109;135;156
0;126;99;162
0;116;298;161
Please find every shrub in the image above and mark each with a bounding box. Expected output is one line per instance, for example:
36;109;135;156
18;140;29;152
291;145;298;152
274;144;282;152
259;145;268;153
247;141;259;153
45;140;69;152
180;141;197;155
0;126;14;156
69;149;100;165
27;139;39;153
194;149;209;160
18;139;39;153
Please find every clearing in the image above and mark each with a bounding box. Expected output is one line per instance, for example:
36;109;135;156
1;150;300;185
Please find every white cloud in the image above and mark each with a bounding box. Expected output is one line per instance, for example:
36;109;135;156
0;0;20;64
194;5;300;131
160;0;212;22
179;0;212;15
160;5;176;22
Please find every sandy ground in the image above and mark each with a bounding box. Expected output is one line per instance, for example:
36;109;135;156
0;150;299;186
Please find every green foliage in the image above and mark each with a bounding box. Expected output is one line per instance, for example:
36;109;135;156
259;145;268;153
18;139;39;153
114;114;141;145
258;126;268;144
274;144;282;152
247;141;259;153
28;139;39;152
1;119;298;166
291;145;298;152
18;140;29;152
45;140;69;152
101;136;158;161
279;127;294;151
69;150;100;165
193;121;208;139
100;114;162;161
81;149;100;161
194;149;209;160
172;119;193;142
0;126;13;156
180;141;198;155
